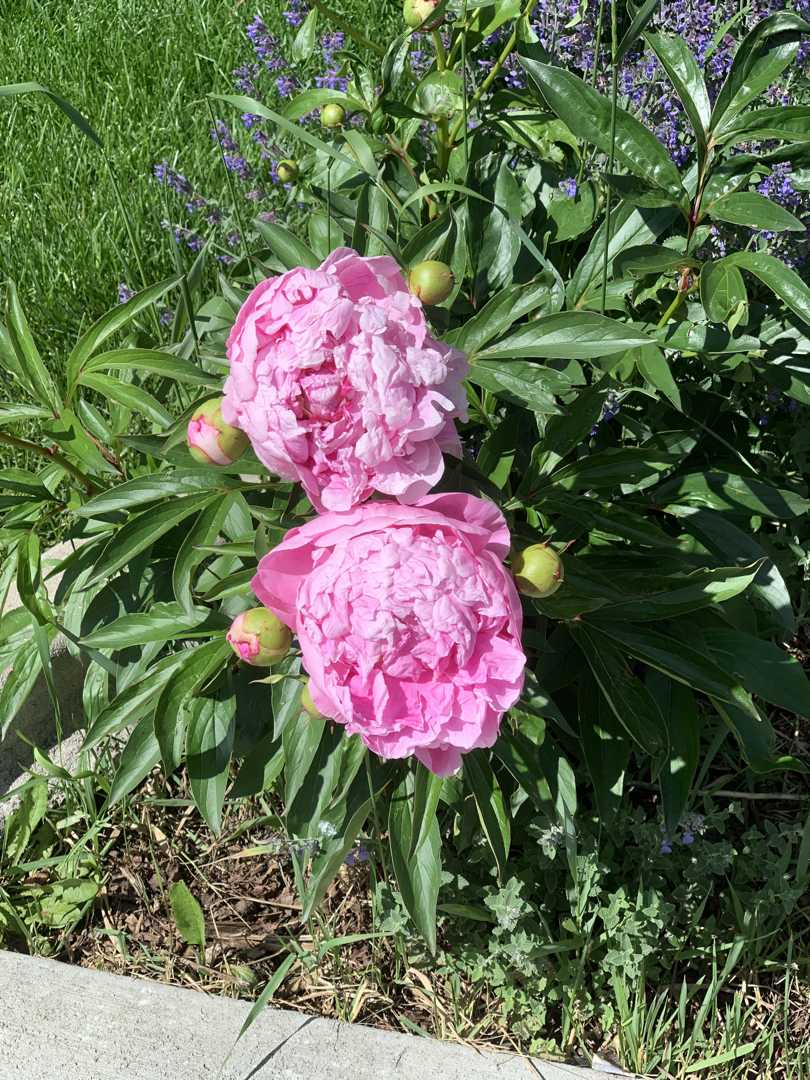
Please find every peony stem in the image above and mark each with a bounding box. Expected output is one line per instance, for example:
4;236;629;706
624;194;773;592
0;430;97;492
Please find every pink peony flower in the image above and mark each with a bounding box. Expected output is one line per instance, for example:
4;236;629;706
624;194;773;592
221;248;468;512
251;493;526;776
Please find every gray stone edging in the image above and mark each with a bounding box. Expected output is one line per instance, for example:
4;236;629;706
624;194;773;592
0;951;599;1079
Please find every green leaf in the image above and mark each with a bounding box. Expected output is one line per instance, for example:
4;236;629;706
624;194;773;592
0;81;103;146
478;311;652;361
85;492;219;587
717;105;810;146
82;650;190;748
173;492;240;619
187;680;236;835
711;697;793;773
82;603;229;649
700;259;748;323
568;202;678;308
602;172;682;208
283;714;326;810
635;342;682;409
351;182;390;258
542;491;678;547
646;669;700;835
271;656;303;739
15;532;47;626
3;779;48;865
41;409;120;476
286;725;344;838
702;628;810;716
644;31;711;167
615;0;661;65
5;280;62;414
578;672;630;828
464;749;511;881
674;505;794;635
573;624;669;760
255;218;320;271
83;349;216;385
168;881;206;948
409;762;444;861
710;13;810;136
546;446;678;491
281;87;357;122
389;772;441;953
154;638;232;773
521;58;685;199
493;728;555;820
598;563;763;621
0;403;52;426
445;280;561;357
467;360;565;415
108;713;161;804
77;372;172;427
655;471;810;518
590;621;759;718
708;191;804;233
723;251;810;327
229;733;284;801
292;6;318;62
65;278;180;390
77;469;248;518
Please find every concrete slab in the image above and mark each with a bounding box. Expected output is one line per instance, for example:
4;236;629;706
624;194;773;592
0;952;599;1080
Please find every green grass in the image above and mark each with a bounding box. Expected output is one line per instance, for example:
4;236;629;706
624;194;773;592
0;0;397;358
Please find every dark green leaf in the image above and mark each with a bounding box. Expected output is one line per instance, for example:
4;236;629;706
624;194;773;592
389;773;441;953
655;471;810;518
646;668;700;834
464;749;511;881
409;762;444;861
724;251;810;327
521;59;685;198
255;218;320;271
286;725;344;837
615;0;661;64
282;713;326;810
578;671;630;828
708;191;804;232
154;639;233;773
644;31;711;167
603;172;682;208
108;713;161;804
82;650;190;748
703;628;810;716
173;492;240;619
700;259;748;323
187;680;236;835
82;602;229;649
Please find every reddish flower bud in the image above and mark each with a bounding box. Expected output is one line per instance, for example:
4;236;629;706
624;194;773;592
408;260;454;306
227;607;293;667
320;103;346;129
511;543;564;599
403;0;442;30
187;398;249;466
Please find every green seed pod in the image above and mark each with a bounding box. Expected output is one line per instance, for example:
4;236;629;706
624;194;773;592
187;397;250;466
301;680;328;719
227;607;293;667
320;103;346;129
276;159;300;183
408;260;455;306
511;543;565;599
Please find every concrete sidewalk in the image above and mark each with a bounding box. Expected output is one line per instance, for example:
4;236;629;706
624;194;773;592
0;951;601;1080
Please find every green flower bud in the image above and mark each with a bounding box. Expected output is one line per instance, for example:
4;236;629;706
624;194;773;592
511;543;565;599
368;107;391;136
403;0;442;30
408;260;455;306
301;679;328;719
187;398;250;466
320;103;346;129
227;607;293;667
276;159;300;183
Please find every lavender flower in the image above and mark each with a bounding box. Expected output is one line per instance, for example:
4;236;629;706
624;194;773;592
247;14;288;72
345;843;370;866
154;159;192;196
117;283;136;303
283;0;310;26
233;62;262;99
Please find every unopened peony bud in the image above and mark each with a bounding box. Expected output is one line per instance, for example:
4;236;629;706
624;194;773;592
320;103;346;128
408;260;454;306
403;0;442;29
512;543;564;599
277;159;299;183
227;607;293;666
301;679;328;719
187;398;249;467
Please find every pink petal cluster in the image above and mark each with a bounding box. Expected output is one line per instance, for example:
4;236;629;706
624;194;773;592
252;493;526;777
221;248;468;512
